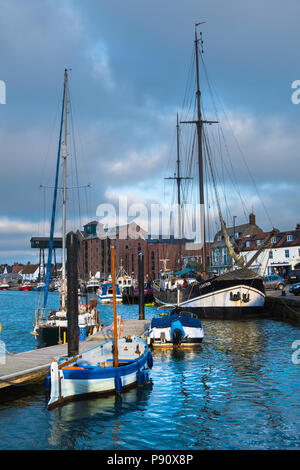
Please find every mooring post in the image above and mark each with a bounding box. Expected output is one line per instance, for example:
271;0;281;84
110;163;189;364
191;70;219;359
138;251;145;320
66;231;79;357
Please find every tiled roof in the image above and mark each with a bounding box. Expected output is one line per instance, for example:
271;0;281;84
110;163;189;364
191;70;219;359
21;264;39;274
240;230;300;251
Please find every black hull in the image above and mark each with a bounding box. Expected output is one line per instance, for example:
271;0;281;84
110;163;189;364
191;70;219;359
122;287;154;305
153;289;177;305
153;272;266;319
86;288;99;295
36;325;95;348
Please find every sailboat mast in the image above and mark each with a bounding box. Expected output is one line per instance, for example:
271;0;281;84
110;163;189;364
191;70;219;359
43;70;66;309
181;26;218;273
61;69;68;309
194;28;206;273
165;114;191;270
176;113;181;210
176;113;182;269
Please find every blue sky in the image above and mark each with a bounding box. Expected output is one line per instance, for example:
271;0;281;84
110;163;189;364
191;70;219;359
0;0;299;263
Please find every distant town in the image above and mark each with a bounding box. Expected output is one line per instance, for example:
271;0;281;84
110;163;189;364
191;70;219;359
1;213;300;286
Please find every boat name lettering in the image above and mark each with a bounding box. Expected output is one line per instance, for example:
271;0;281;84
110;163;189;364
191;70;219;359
200;282;211;288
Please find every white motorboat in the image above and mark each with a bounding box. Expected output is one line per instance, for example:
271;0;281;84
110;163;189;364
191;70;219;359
147;309;204;348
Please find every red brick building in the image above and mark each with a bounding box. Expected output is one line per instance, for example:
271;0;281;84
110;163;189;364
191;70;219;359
77;221;210;281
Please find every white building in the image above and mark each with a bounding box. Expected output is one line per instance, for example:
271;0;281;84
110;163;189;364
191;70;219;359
239;225;300;277
20;264;40;282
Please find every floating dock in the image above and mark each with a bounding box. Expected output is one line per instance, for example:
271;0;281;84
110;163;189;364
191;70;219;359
1;293;300;392
0;319;150;390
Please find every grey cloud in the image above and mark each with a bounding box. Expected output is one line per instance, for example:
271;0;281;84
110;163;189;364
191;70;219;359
0;0;299;262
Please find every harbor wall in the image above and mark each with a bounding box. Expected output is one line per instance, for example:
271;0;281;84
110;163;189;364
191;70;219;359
265;295;300;323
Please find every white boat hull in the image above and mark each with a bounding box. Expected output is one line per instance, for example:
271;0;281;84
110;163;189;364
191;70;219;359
154;284;265;318
98;295;122;304
148;325;204;347
49;362;139;402
47;337;153;409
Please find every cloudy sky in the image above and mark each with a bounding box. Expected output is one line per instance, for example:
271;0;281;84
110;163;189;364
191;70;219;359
0;0;299;263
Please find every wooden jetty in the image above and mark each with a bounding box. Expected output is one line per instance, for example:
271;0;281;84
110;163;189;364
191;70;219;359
0;319;150;391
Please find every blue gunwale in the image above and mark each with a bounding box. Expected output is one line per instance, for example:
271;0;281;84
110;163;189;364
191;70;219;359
61;337;150;380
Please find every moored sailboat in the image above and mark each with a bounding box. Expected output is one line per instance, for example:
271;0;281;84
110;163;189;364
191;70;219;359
154;25;277;318
32;70;98;346
46;245;153;409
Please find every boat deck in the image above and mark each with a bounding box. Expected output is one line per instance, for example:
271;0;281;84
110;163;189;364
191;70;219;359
0;319;150;391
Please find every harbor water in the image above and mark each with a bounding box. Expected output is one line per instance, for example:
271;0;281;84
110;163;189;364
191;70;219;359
0;291;299;450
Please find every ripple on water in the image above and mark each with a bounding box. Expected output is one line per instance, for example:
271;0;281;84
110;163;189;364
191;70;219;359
0;293;300;449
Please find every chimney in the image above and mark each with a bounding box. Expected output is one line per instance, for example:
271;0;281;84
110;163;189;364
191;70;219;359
296;223;300;230
249;213;256;225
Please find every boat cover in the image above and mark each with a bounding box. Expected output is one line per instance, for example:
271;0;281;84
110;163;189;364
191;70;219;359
169;267;196;276
101;283;121;295
214;267;263;282
151;314;202;329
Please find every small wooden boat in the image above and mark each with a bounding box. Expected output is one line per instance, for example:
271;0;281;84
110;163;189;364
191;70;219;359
47;335;153;409
46;245;153;409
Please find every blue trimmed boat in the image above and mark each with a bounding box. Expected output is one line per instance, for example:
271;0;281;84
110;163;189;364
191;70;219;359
147;310;204;348
97;282;122;304
47;335;153;409
47;244;153;409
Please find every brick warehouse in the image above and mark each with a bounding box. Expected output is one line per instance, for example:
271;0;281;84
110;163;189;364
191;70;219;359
77;220;209;281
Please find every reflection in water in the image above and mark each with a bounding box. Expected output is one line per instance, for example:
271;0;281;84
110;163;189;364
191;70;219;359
0;316;299;450
203;320;266;376
48;384;153;448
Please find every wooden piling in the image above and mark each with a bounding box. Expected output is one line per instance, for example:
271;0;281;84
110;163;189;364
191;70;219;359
111;245;119;368
138;251;145;320
66;231;79;357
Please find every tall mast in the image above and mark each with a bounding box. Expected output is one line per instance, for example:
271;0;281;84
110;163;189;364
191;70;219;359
61;69;68;309
181;24;217;274
43;69;66;309
165;113;191;270
194;28;206;272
